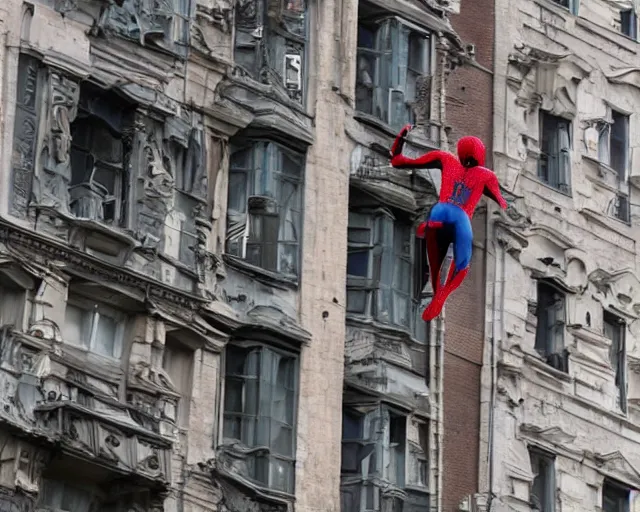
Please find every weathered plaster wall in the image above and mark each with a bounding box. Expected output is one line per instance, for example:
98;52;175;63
486;0;640;510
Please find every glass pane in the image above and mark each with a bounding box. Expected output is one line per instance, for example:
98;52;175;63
94;313;117;357
346;290;367;313
63;305;90;349
228;171;248;212
347;250;370;277
270;420;293;456
278;242;299;276
269;457;295;493
224;377;244;413
348;227;371;244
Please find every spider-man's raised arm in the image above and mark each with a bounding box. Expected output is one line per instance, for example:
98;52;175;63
389;124;457;171
482;169;508;209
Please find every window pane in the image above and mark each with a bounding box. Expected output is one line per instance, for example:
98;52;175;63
269;457;295;493
228;171;248;212
346;289;367;313
94;313;117;357
348;227;371;244
63;305;91;349
347;250;370;277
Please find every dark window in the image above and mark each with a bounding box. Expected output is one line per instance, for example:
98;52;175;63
339;407;428;512
226;141;304;277
621;9;638;40
69;86;132;225
535;282;567;372
610;111;629;179
603;480;630;512
604;311;627;413
234;0;307;103
223;344;297;493
355;3;431;130
529;448;555;512
553;0;570;7
539;112;571;193
346;211;428;341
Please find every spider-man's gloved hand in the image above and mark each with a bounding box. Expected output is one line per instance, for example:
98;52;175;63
389;124;414;159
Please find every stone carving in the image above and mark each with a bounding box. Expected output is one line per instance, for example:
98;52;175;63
0;488;35;512
10;55;41;218
99;0;188;57
33;72;79;214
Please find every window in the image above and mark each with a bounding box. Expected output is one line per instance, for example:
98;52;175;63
534;282;567;372
551;0;578;14
69;86;131;225
355;3;431;130
621;9;638;40
603;480;630;512
62;297;126;359
223;343;298;494
38;479;93;512
604;311;627;413
529;448;555;512
226;140;304;277
346;211;427;339
162;337;195;427
340;406;429;512
538;112;571;193
234;0;307;103
598;111;630;222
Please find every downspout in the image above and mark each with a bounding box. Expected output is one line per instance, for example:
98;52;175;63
439;37;449;149
487;211;505;511
436;311;445;512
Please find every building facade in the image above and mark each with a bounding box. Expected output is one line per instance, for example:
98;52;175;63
486;0;640;510
0;2;476;512
0;0;351;511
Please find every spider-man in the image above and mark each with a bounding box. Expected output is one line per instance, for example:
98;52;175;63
389;124;507;321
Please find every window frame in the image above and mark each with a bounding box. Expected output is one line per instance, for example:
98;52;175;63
602;479;631;512
222;341;299;495
528;446;556;512
226;139;305;278
538;111;572;194
603;311;628;413
355;9;432;131
346;208;427;338
534;281;568;372
62;295;126;360
621;9;638;40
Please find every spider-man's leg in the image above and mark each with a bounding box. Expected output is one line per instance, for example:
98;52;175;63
422;206;473;321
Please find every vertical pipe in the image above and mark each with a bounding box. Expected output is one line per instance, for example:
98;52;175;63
436;310;445;512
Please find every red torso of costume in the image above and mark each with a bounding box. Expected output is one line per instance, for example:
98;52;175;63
435;154;501;218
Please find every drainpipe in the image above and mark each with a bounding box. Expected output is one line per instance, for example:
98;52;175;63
487;208;505;512
435;310;445;512
439;37;449;149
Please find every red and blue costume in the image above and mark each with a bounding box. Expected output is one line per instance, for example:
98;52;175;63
389;125;507;321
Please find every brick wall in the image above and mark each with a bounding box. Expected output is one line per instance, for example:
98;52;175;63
442;0;495;508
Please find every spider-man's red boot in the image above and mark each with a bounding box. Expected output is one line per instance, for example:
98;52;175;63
422;267;469;321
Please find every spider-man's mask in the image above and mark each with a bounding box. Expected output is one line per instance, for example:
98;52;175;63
457;136;486;168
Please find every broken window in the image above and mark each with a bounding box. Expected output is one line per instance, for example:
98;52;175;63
538;112;571;194
223;343;298;494
162;336;195;428
534;281;567;373
604;311;627;413
603;480;630;512
529;448;555;512
356;4;431;130
38;479;93;512
226;140;304;277
346;210;427;340
340;406;428;512
621;9;638;40
69;85;132;225
234;0;307;103
62;295;127;359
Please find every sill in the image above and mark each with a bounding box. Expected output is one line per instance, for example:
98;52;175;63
524;352;572;382
223;254;298;291
345;313;427;345
529;173;573;198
